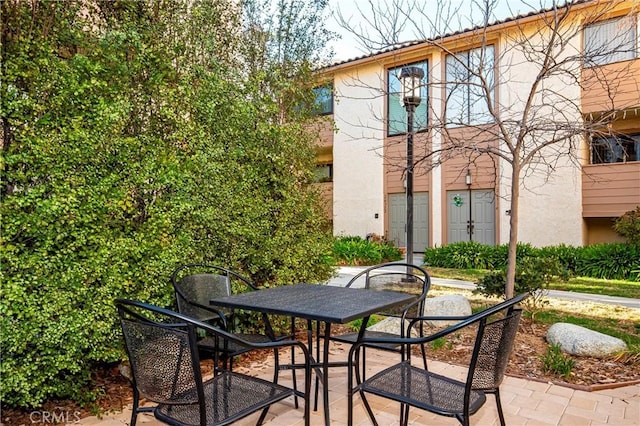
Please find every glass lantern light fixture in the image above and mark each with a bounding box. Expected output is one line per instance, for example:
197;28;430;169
399;66;424;107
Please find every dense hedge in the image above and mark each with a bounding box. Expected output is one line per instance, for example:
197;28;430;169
423;241;639;281
1;1;334;408
333;236;404;265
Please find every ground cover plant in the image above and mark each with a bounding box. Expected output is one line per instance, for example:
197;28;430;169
332;235;404;265
424;241;640;281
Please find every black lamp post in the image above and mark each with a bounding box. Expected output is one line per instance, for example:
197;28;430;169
466;168;473;241
399;66;424;265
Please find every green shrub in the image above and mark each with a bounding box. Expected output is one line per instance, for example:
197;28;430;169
425;241;637;281
423;241;538;270
614;207;640;245
1;1;335;408
333;236;403;265
575;243;640;281
540;344;575;379
475;257;568;318
537;244;580;275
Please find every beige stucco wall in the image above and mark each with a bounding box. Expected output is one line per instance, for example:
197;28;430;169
496;23;585;246
332;63;386;237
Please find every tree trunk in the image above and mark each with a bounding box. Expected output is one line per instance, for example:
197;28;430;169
505;163;521;299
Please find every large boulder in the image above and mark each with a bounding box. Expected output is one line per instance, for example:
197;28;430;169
422;295;472;327
546;323;627;358
367;317;418;337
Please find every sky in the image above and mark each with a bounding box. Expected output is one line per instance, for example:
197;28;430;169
326;0;554;62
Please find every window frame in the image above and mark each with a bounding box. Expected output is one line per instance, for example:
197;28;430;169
314;163;333;182
445;44;496;127
583;15;638;67
312;83;333;115
590;132;640;164
386;60;429;137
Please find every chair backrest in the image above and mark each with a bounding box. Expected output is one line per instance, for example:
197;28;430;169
440;294;527;404
116;300;205;406
346;262;431;318
171;264;256;322
468;308;522;392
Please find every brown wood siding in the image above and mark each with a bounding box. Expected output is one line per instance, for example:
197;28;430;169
384;132;431;194
582;162;640;217
581;59;640;115
311;116;334;149
442;126;499;190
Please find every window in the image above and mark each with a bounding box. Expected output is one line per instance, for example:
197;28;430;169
314;163;333;182
313;83;333;115
445;45;495;126
591;133;640;164
387;61;428;136
584;16;637;67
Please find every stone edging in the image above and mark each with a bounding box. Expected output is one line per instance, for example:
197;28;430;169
506;373;640;392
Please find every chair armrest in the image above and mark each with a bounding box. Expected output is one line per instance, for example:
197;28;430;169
407;314;471;329
349;293;529;361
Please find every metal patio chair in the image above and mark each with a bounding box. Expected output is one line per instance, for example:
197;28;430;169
171;264;295;371
347;293;528;426
116;299;310;426
326;262;431;369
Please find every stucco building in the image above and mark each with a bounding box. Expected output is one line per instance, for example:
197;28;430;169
313;0;640;252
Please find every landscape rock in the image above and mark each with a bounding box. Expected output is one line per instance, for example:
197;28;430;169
422;295;472;327
367;317;418;337
546;322;627;358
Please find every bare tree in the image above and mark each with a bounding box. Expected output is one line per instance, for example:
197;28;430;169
333;0;639;297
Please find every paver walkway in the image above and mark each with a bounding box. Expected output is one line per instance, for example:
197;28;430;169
80;264;639;425
80;341;639;426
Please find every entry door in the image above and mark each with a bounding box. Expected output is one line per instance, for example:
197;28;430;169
389;192;429;252
447;190;495;245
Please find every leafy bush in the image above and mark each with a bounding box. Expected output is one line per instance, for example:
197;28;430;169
425;241;638;281
1;1;334;408
333;236;403;265
614;207;640;245
423;241;537;270
575;243;640;281
475;257;569;318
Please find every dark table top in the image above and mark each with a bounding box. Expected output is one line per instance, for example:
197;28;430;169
210;283;416;324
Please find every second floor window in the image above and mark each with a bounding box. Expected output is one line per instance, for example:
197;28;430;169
313;83;333;115
387;61;428;136
446;45;495;127
584;16;637;67
314;163;333;182
591;133;640;164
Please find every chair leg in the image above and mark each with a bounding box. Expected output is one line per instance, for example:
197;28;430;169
130;388;140;426
290;317;299;409
360;391;379;426
400;402;410;426
494;388;506;426
272;347;280;383
256;406;271;425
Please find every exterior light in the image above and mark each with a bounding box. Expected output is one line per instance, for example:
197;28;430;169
399;66;424;107
399;66;424;265
466;169;472;186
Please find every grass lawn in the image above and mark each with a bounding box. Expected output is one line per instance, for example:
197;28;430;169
426;267;640;299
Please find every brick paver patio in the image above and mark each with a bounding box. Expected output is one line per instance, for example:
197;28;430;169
80;341;639;426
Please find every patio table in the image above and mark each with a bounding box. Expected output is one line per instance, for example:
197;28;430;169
210;282;415;425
